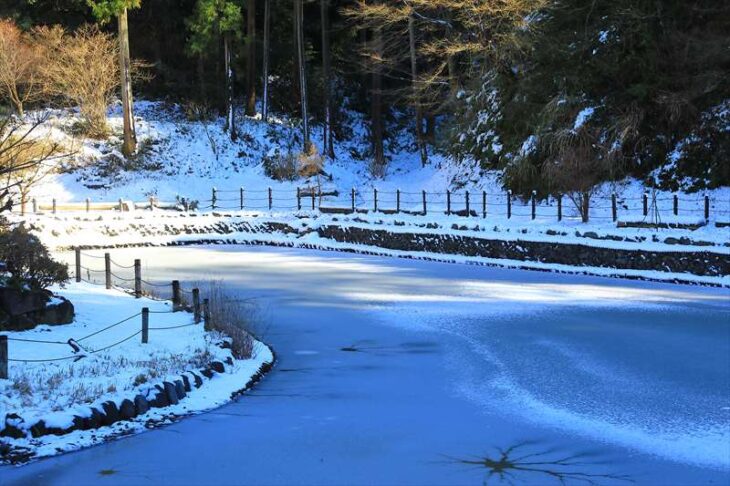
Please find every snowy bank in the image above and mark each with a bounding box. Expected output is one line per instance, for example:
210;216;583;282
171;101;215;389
0;282;273;465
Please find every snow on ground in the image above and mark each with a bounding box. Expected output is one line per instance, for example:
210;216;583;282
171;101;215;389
0;281;273;463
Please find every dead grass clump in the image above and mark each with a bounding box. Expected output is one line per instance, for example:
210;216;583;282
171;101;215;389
196;280;256;359
263;152;298;181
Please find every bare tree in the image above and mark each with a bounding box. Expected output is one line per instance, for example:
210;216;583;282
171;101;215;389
0;19;41;117
262;0;271;121
295;0;310;151
246;0;257;116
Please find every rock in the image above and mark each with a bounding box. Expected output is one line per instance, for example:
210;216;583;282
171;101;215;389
0;288;74;330
2;413;26;439
101;401;120;425
30;296;74;326
134;395;149;415
29;421;47;438
174;380;186;399
119;399;136;420
210;361;225;374
191;373;203;388
181;375;191;392
87;408;104;429
200;368;214;379
73;415;87;431
163;382;179;405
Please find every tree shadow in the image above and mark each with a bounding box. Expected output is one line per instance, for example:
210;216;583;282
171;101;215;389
442;441;633;485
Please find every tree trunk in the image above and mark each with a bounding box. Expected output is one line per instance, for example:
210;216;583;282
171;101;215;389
224;32;237;140
197;54;207;103
246;0;257;116
321;0;334;159
262;0;270;121
371;26;384;172
118;8;136;157
408;11;426;167
582;192;590;223
296;0;310;151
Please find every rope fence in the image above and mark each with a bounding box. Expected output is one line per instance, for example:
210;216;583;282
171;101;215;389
18;186;729;225
0;251;216;378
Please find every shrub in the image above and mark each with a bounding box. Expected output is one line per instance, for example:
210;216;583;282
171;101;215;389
263;152;298;181
0;225;68;290
197;280;256;359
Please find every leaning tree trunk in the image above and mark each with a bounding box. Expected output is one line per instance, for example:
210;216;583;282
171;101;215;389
224;32;237;140
246;0;257;116
295;0;310;151
371;26;385;172
321;0;335;160
262;0;270;121
408;11;426;167
118;8;137;157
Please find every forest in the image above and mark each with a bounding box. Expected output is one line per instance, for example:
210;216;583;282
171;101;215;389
0;0;728;203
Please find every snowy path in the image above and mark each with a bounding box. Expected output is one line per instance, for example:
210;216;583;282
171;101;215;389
3;246;729;485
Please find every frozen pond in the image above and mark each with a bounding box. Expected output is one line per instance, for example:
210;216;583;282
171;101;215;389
3;246;729;485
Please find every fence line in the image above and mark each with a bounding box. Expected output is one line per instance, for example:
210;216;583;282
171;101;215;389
18;187;728;224
0;251;214;378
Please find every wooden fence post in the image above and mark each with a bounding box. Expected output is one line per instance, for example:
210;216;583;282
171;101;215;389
446;190;451;216
192;288;201;324
105;253;112;289
141;307;149;344
422;190;427;215
673;194;678;216
85;198;90;213
557;194;562;222
583;193;590;223
297;188;301;211
465;191;470;217
531;191;536;220
351;188;356;213
507;190;512;219
482;191;487;218
211;187;217;210
0;335;7;380
704;195;710;220
118;198;124;212
53;199;57;214
32;198;37;214
203;298;211;331
172;280;181;311
134;259;142;298
268;187;273;210
396;189;401;213
373;188;378;212
643;192;648;217
75;247;81;283
311;191;316;210
612;193;617;222
149;196;155;211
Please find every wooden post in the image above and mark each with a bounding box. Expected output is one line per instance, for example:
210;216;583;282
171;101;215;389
465;191;470;217
268;187;273;210
104;253;112;289
141;307;149;344
311;191;316;210
203;298;211;331
351;188;356;213
557;194;562;222
612;193;618;222
211;187;217;210
192;288;201;324
507;190;512;219
149;196;155;211
0;335;7;380
531;191;536;220
183;198;189;212
396;190;401;213
583;193;590;223
422;190;427;215
85;198;90;213
240;187;245;210
297;188;302;211
482;191;487;218
673;194;678;216
704;195;710;220
118;198;123;212
134;259;141;298
643;192;648;217
446;190;451;215
32;198;37;214
172;280;181;311
373;188;378;212
53;199;57;214
75;247;81;283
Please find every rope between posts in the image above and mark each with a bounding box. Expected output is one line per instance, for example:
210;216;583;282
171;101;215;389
77;312;141;342
90;330;142;354
79;252;105;259
141;280;171;288
110;260;136;269
9;355;79;363
148;323;196;330
5;337;67;345
110;272;136;282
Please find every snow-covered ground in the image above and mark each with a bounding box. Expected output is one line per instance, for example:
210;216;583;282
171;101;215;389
2;246;727;485
0;281;273;463
16;101;730;226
